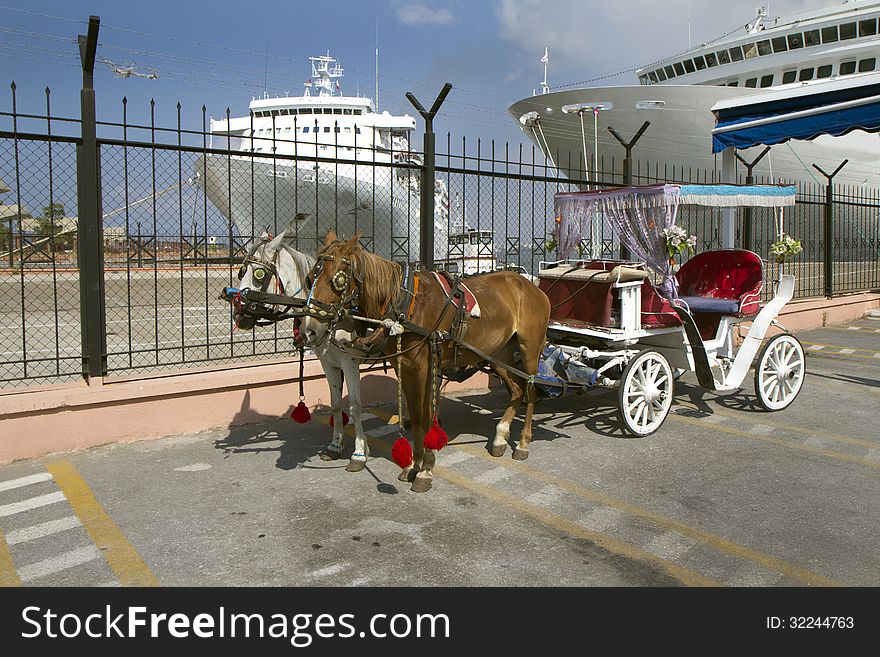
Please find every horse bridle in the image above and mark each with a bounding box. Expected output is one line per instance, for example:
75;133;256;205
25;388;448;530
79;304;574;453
303;245;363;326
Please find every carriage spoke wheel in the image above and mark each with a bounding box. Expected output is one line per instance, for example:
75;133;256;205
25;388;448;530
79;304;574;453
754;333;805;411
618;350;674;437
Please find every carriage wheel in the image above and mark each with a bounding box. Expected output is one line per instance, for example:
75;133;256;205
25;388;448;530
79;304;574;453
618;350;674;437
754;333;805;411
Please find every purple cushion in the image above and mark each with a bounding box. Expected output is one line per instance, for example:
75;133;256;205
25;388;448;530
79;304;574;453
677;295;740;314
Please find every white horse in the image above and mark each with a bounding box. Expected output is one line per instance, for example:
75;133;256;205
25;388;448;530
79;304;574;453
233;230;370;471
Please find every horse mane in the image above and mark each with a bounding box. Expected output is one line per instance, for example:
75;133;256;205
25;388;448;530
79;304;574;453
277;242;315;293
329;240;400;318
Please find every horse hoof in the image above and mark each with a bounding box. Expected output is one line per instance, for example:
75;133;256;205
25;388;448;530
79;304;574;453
410;476;433;493
489;444;507;458
319;449;342;461
512;447;529;461
397;468;412;482
345;459;366;472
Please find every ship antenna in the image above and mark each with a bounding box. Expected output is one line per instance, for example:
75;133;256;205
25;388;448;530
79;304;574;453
263;42;268;95
540;46;550;94
375;20;379;110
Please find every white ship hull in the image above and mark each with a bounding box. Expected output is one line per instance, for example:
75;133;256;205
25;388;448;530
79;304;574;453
195;154;448;261
509;84;880;186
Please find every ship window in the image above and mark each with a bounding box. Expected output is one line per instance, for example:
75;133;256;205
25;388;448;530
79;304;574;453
354;110;362;115
683;59;696;73
760;74;774;87
648;71;658;83
653;68;665;81
693;55;706;70
343;108;352;115
729;46;744;62
344;127;351;133
284;127;290;133
664;65;675;78
782;70;797;84
280;109;289;115
638;74;648;85
840;22;857;40
705;52;718;67
355;127;361;134
325;108;335;114
303;126;309;133
799;68;814;81
787;33;803;49
859;57;876;72
804;30;820;47
859;18;877;37
276;127;281;133
674;62;685;75
745;77;757;87
757;40;772;56
743;43;758;59
334;126;341;133
334;108;343;114
727;80;738;87
817;65;833;78
821;25;838;43
717;50;730;65
840;60;857;75
323;126;330;133
771;36;788;52
300;108;312;114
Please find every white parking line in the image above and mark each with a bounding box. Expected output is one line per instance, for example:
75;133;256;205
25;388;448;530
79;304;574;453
365;424;399;437
5;516;82;545
0;491;66;517
473;467;513;485
807;344;825;351
17;545;101;582
0;472;53;493
839;348;856;355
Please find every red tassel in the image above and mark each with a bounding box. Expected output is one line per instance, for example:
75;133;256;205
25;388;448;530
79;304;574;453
291;400;311;423
423;415;448;451
329;411;349;428
391;437;413;469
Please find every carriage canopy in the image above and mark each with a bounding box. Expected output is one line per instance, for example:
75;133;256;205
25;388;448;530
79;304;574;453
553;183;797;298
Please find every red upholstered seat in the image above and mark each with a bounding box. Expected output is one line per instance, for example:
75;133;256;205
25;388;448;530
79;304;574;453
674;249;763;316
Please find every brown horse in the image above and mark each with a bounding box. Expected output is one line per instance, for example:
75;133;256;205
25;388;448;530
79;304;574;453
299;231;550;493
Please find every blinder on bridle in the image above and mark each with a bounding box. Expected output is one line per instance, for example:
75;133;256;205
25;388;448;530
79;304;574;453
304;246;363;325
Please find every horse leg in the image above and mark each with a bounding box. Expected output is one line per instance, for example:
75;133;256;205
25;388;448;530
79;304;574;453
319;362;344;461
341;356;369;473
512;334;545;461
396;355;431;489
489;343;523;458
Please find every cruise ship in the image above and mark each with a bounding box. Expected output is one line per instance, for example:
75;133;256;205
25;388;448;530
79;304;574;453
195;54;448;261
508;2;880;186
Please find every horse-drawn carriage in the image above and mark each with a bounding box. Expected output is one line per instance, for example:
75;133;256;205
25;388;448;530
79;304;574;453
533;182;805;436
223;182;805;490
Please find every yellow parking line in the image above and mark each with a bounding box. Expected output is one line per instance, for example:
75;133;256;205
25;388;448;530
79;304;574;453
335;413;717;587
670;414;880;471
451;443;839;587
0;526;21;587
46;461;158;587
802;340;880;355
674;402;880;451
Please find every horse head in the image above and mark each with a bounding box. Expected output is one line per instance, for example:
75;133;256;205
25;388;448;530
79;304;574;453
233;228;314;331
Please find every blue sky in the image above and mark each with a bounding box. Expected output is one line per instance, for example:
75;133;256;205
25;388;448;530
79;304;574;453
1;0;830;146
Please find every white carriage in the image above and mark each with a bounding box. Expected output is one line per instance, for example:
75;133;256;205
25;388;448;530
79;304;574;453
536;183;805;436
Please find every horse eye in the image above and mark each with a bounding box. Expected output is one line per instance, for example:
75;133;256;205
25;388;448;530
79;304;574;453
253;268;266;281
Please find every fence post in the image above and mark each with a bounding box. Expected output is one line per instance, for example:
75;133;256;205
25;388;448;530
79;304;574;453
734;146;771;252
76;15;107;381
607;121;650;261
406;83;452;270
813;160;848;298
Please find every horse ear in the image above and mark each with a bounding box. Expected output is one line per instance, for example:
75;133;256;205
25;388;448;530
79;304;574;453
324;229;337;245
259;230;269;240
266;232;284;253
347;231;361;246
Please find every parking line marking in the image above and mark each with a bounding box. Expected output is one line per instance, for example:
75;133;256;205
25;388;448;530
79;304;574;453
46;461;158;587
351;421;718;587
451;442;840;587
365;424;399;437
671;414;880;471
5;516;82;545
0;526;20;587
838;348;856;355
0;491;65;518
0;472;53;493
17;545;101;582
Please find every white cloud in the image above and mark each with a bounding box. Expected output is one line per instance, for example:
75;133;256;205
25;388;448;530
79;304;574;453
496;0;832;85
396;3;457;25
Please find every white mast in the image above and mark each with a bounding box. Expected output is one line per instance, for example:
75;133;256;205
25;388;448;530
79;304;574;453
375;21;379;110
540;46;550;94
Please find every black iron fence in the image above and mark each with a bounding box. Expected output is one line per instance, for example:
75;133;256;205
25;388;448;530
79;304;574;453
2;29;879;389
